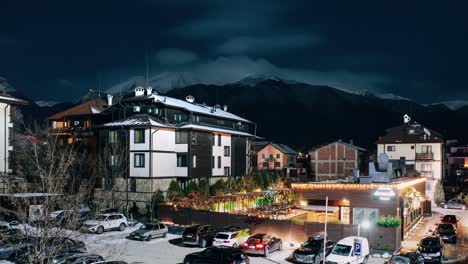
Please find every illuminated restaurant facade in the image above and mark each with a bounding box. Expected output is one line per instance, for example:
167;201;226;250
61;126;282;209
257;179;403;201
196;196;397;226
291;177;426;237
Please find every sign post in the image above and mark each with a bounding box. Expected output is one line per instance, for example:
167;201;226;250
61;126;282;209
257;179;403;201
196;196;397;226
354;238;362;257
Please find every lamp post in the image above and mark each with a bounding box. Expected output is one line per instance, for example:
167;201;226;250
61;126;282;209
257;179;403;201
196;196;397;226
357;219;370;237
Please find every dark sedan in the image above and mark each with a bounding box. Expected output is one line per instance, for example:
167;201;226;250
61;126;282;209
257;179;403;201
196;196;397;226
433;224;457;243
293;233;335;264
182;225;217;247
440;198;466;210
389;250;424;264
417;236;444;263
241;234;282;257
183;247;249;264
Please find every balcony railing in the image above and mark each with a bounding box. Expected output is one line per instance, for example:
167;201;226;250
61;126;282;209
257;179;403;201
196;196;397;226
416;152;434;160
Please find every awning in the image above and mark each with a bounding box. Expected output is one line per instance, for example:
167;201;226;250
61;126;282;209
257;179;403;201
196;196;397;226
303;205;339;212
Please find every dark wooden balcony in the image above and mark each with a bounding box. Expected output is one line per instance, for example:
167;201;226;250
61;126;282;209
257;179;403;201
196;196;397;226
416;152;433;160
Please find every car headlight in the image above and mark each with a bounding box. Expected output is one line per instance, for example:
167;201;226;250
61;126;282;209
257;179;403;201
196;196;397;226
433;252;441;257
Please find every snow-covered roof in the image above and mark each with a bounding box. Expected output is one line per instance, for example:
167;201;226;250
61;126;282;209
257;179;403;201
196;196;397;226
0;94;28;105
102;114;172;128
0;193;60;198
149;94;251;123
179;124;255;137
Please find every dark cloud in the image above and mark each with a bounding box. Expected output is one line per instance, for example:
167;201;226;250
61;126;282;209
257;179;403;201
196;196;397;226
154;49;199;66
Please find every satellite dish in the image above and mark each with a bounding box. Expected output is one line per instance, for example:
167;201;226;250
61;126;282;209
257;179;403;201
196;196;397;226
185;95;195;103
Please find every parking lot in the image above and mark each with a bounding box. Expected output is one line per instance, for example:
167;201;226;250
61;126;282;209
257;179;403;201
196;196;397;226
72;224;388;264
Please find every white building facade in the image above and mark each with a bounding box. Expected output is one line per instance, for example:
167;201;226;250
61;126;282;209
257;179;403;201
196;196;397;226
377;115;444;202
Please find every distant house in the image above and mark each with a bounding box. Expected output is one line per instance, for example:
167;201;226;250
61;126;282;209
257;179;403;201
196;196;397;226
256;142;297;170
376;114;444;201
48;99;109;156
309;140;367;181
0;92;27;176
446;145;468;189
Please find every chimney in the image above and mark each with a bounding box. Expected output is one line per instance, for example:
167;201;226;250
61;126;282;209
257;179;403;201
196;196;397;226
349;139;354;145
107;94;113;106
223;105;228;111
146;86;153;96
135;86;145;96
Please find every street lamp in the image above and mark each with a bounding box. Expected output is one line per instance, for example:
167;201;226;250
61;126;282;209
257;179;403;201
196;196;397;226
357;219;370;237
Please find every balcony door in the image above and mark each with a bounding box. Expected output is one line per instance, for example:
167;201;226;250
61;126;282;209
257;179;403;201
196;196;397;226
421;145;432;153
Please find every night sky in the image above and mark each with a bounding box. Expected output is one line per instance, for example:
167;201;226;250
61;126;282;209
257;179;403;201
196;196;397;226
1;0;467;103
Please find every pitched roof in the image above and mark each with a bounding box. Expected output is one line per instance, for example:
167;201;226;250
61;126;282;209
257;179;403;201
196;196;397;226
102;114;171;128
48;100;107;120
271;143;297;154
311;141;367;152
0;93;28;105
377;120;443;144
179;124;255;137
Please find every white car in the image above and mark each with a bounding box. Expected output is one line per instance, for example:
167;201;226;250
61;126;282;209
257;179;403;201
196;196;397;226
326;236;370;264
212;231;249;248
83;213;127;234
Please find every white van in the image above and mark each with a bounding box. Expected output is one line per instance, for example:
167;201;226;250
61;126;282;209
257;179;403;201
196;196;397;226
326;236;370;264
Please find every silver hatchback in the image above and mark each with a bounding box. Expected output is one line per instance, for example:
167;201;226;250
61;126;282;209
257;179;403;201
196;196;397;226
129;223;168;241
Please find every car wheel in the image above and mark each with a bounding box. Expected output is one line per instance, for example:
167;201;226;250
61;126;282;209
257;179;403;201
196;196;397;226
162;232;167;238
232;243;238;248
184;260;191;264
200;239;207;248
96;226;104;234
264;247;270;257
119;223;126;231
314;256;320;264
146;235;151;241
363;255;369;264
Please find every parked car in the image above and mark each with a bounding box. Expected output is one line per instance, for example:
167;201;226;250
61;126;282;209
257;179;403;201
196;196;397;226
433;224;457;243
182;225;217;247
129;222;168;241
0;236;35;260
417;236;444;263
183;247;249;264
93;262;128;264
19;249;85;264
49;207;92;229
220;225;242;232
293;232;335;264
388;250;424;264
440;215;458;229
82;213;127;234
56;253;104;264
325;236;369;264
440;198;466;210
241;234;282;257
212;230;249;248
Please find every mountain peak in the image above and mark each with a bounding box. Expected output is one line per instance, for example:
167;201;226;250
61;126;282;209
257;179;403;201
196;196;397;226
235;74;282;86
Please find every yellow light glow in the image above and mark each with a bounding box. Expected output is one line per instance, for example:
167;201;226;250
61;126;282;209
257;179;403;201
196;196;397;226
291;177;426;192
299;200;307;207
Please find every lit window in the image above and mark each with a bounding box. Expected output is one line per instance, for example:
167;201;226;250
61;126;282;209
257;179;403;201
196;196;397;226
110;155;118;166
134;129;145;143
192;155;197;168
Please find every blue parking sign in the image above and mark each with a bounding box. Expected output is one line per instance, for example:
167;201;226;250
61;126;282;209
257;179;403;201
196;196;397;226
354;239;362;256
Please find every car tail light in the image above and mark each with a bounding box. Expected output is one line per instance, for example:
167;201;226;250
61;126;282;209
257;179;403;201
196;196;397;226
388;261;394;264
243;243;249;247
194;233;198;237
255;244;264;249
224;241;230;243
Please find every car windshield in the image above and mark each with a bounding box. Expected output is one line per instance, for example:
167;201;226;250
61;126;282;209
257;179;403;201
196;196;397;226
438;224;454;232
390;256;410;263
421;239;440;247
96;215;107;221
185;226;199;233
247;238;262;244
331;244;351;256
141;224;154;230
442;215;456;222
302;239;323;249
215;234;230;239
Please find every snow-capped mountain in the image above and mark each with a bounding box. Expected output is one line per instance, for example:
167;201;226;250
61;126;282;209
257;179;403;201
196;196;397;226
435;100;468;110
35;100;59;107
106;72;199;95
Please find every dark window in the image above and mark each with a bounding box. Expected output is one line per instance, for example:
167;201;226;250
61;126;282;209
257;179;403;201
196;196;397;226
276;154;280;159
269;154;273;159
411;145;415;150
134;154;145;167
224;146;230;156
177;154;187;167
387;146;396;151
130;178;136;192
212;156;215;169
263;162;268;168
191;133;197;145
218;156;221;168
174;114;182;121
134;129;145;143
159;224;165;229
192;115;199;122
262;153;265;159
175;131;188;144
212;134;215;146
224;167;230;176
274;162;281;168
218;134;221;146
